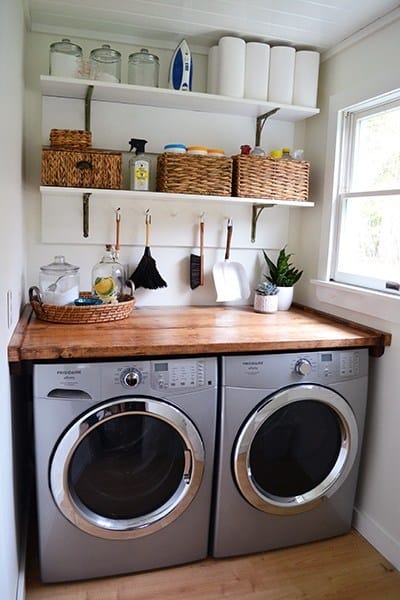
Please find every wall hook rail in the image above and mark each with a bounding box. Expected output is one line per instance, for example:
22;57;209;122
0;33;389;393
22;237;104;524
251;203;274;243
82;193;91;238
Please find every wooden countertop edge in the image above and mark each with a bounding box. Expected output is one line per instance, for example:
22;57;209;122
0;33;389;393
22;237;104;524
7;303;392;368
296;304;392;356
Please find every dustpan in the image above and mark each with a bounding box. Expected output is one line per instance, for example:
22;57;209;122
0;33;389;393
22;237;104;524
129;210;167;290
213;219;250;302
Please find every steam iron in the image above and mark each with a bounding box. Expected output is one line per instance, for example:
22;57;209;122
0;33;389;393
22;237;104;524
169;39;193;91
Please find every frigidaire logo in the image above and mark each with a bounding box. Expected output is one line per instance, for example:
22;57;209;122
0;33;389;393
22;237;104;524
57;369;82;375
242;361;264;366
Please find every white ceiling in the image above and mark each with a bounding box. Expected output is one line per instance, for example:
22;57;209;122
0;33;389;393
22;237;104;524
25;0;400;54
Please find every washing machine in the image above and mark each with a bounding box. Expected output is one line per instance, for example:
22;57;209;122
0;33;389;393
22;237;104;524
33;357;217;582
211;349;369;557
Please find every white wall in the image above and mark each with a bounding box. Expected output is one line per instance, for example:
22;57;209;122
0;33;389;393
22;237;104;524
293;17;400;569
0;0;26;598
24;32;305;307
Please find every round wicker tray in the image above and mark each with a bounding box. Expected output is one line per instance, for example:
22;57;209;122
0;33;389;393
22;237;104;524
29;287;136;324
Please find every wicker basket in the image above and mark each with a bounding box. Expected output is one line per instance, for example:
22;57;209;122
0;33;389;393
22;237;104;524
50;129;92;151
29;287;135;324
157;153;233;196
232;155;310;201
41;147;122;189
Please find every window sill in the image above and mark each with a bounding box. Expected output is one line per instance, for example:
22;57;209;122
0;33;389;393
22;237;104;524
310;279;400;324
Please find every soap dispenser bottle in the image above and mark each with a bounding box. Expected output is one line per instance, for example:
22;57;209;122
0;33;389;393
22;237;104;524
129;138;150;191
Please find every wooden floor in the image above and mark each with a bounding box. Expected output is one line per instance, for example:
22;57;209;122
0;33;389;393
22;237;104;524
25;529;400;600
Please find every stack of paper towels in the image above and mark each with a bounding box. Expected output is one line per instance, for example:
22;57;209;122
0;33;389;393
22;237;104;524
207;37;320;108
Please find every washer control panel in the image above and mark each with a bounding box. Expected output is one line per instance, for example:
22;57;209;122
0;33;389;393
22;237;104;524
151;359;207;390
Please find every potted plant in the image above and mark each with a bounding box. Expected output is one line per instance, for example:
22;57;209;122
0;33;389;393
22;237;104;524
262;247;303;310
253;281;279;313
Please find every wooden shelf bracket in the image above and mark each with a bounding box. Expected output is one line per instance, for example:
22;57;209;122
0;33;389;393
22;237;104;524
251;203;274;243
82;192;91;238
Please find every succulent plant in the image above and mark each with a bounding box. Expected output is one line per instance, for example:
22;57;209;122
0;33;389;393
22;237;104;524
263;247;303;287
255;281;278;296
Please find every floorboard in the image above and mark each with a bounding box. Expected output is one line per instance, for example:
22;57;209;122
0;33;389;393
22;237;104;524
25;529;400;599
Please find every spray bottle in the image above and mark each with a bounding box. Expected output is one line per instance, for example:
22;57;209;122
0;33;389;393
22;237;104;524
129;138;150;191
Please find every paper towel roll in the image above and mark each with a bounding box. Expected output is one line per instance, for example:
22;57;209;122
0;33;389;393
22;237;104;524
218;36;246;98
292;50;320;107
207;45;219;94
244;42;270;100
268;46;296;105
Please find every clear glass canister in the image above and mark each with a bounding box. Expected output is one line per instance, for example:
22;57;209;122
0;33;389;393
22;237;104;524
90;44;121;83
92;245;124;303
128;48;159;87
49;38;83;78
39;255;80;306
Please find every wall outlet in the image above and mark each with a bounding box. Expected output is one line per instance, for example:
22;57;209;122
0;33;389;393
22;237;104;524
7;290;12;329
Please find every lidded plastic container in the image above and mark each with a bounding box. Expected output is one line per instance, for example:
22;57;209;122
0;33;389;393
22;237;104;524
164;144;186;154
128;48;159;87
39;255;80;306
90;44;121;83
187;146;208;156
49;38;82;78
207;148;225;157
92;245;124;303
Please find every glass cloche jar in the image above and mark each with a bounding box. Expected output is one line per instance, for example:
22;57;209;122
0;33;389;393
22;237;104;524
39;255;80;306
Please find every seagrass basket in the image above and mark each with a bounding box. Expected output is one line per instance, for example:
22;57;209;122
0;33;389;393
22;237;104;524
29;287;135;324
41;147;122;189
232;155;310;201
50;129;92;151
157;153;233;196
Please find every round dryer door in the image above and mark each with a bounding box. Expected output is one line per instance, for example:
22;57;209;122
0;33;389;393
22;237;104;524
49;397;205;539
233;384;359;514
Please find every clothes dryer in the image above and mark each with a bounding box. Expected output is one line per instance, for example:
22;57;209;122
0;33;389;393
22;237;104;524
33;357;217;582
212;349;368;557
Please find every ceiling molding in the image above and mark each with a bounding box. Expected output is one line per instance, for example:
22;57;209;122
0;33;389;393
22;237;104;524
321;6;400;62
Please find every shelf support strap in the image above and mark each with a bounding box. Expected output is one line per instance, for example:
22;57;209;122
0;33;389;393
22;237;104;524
251;204;274;243
255;108;280;146
85;85;94;132
83;193;91;238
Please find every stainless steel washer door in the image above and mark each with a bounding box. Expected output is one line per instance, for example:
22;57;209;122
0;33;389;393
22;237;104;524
50;397;205;539
233;384;358;515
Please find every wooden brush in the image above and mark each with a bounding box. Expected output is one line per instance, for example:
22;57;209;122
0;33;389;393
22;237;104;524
190;217;204;289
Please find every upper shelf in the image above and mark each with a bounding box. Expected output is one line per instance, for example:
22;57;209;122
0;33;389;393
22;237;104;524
40;76;320;122
40;186;315;207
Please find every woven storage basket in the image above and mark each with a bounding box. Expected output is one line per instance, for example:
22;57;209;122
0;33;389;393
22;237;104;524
41;147;122;189
29;288;135;324
232;155;310;201
157;153;232;196
50;129;92;151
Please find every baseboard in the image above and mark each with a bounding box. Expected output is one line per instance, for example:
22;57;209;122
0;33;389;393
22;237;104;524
353;506;400;571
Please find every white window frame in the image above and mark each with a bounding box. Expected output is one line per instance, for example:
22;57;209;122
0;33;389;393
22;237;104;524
332;96;400;294
311;72;400;324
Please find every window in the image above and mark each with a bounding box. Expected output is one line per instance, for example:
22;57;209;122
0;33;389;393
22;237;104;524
332;93;400;295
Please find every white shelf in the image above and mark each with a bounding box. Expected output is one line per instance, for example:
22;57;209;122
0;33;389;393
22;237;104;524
40;76;320;122
40;186;315;207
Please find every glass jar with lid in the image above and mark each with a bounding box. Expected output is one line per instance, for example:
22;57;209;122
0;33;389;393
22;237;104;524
92;245;124;303
49;38;82;78
90;44;121;83
128;48;159;87
39;255;80;306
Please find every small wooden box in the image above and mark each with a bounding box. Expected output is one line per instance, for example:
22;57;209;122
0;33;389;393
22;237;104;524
232;155;310;201
41;148;122;189
157;153;233;196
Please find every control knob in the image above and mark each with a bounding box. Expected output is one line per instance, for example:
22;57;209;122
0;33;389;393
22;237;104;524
121;368;141;387
294;358;312;376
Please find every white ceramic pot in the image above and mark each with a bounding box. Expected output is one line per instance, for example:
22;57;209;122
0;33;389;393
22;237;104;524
277;286;294;310
254;293;278;313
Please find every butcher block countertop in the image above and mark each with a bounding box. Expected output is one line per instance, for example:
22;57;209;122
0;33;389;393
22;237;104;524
8;304;391;369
